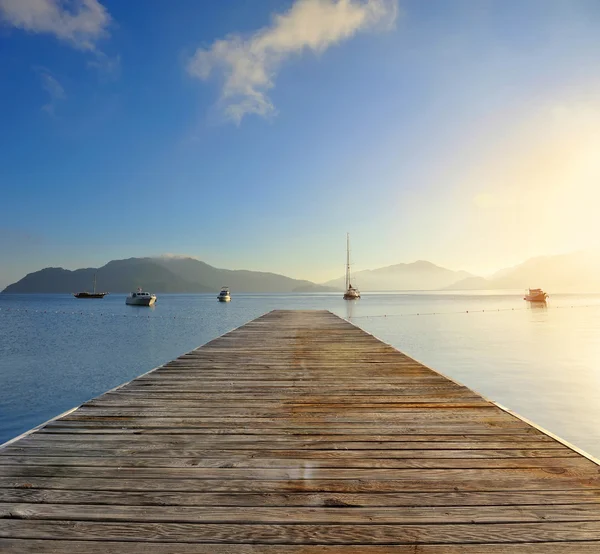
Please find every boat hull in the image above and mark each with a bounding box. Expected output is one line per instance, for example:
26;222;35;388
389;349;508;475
73;292;107;299
217;296;231;302
126;297;156;306
343;291;361;300
524;294;547;302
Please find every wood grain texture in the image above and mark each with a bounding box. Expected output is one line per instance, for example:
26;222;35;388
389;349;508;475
2;540;600;553
1;309;599;552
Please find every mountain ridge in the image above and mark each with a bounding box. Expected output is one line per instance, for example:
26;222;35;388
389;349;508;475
2;257;334;294
445;251;600;292
324;260;474;291
5;251;599;294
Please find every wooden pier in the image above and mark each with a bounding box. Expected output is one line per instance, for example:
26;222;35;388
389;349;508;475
1;310;600;552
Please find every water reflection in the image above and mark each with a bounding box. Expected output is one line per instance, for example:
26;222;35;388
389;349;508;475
527;301;548;310
344;299;356;321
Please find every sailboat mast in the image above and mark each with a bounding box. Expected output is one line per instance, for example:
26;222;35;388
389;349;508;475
93;272;97;294
346;233;350;290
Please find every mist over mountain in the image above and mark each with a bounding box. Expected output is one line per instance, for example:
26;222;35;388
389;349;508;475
324;260;474;291
2;257;334;294
446;251;600;292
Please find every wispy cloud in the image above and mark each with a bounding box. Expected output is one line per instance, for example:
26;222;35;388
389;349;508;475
87;51;121;80
156;253;199;260
0;0;111;51
187;0;398;124
38;69;66;115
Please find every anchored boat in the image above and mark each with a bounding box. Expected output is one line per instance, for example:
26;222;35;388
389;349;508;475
343;233;360;300
217;287;231;302
126;288;157;306
524;288;548;302
73;273;108;299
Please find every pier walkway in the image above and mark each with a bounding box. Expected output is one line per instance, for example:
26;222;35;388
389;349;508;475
1;310;600;552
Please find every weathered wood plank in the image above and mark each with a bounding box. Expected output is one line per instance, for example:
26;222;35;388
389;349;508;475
0;455;587;469
2;446;576;459
2;465;595;481
38;424;538;435
2;476;599;492
15;430;557;442
3;502;600;524
3;519;600;544
87;398;491;407
70;406;506;416
2;540;600;553
50;413;526;425
2;488;599;507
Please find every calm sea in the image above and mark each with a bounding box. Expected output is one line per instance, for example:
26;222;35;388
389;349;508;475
1;292;599;458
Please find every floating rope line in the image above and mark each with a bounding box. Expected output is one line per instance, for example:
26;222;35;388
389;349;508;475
349;303;600;319
1;303;599;321
0;307;198;320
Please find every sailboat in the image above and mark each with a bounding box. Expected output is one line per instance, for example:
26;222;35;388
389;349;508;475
73;273;108;299
343;233;361;300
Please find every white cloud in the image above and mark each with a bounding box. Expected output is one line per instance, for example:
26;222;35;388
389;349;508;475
0;0;111;51
187;0;398;124
156;253;199;260
38;69;65;115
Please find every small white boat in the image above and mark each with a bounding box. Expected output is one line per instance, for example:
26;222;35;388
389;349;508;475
217;287;231;302
343;233;360;300
126;288;157;306
524;288;548;302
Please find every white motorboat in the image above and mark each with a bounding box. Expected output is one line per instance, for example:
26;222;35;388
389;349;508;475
343;233;361;300
126;288;157;306
217;287;231;302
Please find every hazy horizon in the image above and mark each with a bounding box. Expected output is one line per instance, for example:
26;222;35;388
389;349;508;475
4;248;600;292
2;0;600;289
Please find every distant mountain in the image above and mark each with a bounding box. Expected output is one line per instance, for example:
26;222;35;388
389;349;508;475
153;256;334;293
445;251;600;292
8;252;597;295
2;257;334;294
324;260;474;291
444;276;491;290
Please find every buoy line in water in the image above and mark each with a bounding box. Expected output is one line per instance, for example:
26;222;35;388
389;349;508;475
0;307;199;320
349;303;600;319
1;303;600;322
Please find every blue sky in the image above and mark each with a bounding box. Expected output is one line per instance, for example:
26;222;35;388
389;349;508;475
1;0;600;288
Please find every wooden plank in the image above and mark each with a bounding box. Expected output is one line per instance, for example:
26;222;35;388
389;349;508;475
1;309;599;552
68;406;512;417
15;430;556;442
2;540;600;553
2;465;596;481
3;502;600;524
3;519;600;544
0;455;588;469
86;398;491;407
2;446;577;459
3;476;600;492
2;488;599;507
52;412;524;423
38;424;537;435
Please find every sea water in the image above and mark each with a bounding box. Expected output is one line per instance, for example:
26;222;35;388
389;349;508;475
1;291;599;458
